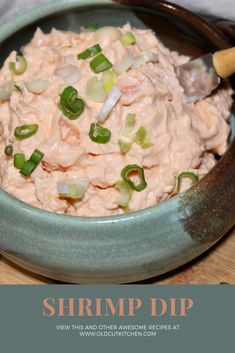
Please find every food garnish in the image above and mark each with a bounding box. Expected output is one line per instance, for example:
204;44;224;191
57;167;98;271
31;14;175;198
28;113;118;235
14;124;39;140
177;172;199;193
121;164;147;192
59;86;85;120
89;123;111;144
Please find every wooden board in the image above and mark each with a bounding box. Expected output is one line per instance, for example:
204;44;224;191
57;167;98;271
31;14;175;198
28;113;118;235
1;228;235;284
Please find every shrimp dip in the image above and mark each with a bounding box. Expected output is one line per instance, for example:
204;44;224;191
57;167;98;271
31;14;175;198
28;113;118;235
0;25;233;216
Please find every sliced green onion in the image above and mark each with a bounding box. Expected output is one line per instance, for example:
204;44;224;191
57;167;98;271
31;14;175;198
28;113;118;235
14;124;38;140
90;54;113;73
89;123;111;144
4;144;13;157
14;153;25;169
121;164;147;192
96;85;121;123
115;179;133;208
9;55;27;75
94;27;121;43
101;71;116;92
88;23;99;30
113;55;134;76
30;149;44;164
86;77;107;103
54;65;81;85
118;138;132;154
59;86;85;120
26;79;49;94
177;172;199;193
57;178;89;199
20;160;37;177
123;114;136;136
118;114;136;153
143;51;158;63
0;81;16;101
135;126;153;149
78;44;102;60
19;149;44;176
121;32;136;46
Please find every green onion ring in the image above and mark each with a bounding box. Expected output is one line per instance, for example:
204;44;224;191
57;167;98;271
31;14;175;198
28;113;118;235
78;44;102;60
177;172;199;193
30;149;44;164
20;160;37;177
9;55;27;75
90;54;113;74
19;149;44;177
89;123;111;144
121;164;147;191
14;153;25;169
120;32;136;46
14;124;38;140
59;86;85;120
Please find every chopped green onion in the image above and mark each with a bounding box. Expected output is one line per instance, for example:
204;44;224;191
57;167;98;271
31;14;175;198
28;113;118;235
113;55;134;76
121;32;136;46
177;172;199;193
96;85;121;122
0;81;16;101
126;113;136;121
14;153;25;169
123;114;136;136
89;123;111;144
19;149;44;177
59;86;85;120
143;51;158;63
20;160;37;177
30;149;44;164
90;54;113;73
57;178;89;199
4;144;13;156
94;27;121;42
78;44;102;60
26;79;49;94
118;114;136;153
14;124;38;140
121;164;147;192
115;179;133;208
118;138;132;154
88;23;99;30
9;55;27;75
86;77;107;103
135;126;153;149
101;71;116;92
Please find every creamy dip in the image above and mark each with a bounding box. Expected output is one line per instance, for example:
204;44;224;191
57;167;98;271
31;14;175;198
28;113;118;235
0;24;233;216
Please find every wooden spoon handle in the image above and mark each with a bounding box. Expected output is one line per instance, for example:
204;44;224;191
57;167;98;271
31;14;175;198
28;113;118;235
213;47;235;79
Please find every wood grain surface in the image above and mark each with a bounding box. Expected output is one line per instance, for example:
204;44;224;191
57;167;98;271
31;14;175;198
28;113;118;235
0;228;234;285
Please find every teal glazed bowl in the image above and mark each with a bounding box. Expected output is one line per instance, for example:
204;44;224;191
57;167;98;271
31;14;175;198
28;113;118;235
0;0;235;283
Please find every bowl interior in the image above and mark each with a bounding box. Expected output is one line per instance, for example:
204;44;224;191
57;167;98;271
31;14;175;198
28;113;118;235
0;0;234;205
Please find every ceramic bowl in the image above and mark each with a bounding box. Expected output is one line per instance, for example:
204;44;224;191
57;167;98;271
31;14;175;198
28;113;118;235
0;0;234;283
